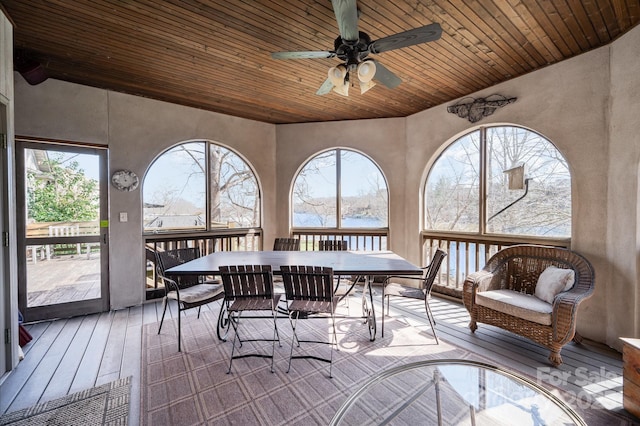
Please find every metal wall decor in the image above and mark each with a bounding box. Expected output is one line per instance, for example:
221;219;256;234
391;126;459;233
447;94;517;123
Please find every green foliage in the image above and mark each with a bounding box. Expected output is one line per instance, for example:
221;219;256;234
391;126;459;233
27;159;99;222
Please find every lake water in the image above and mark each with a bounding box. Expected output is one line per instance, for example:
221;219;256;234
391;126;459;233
293;212;386;228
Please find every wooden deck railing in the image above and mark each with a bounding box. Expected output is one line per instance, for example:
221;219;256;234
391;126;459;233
144;228;262;298
291;228;388;251
143;227;568;300
422;231;570;298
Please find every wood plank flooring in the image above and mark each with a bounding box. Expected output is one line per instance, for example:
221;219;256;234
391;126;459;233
0;294;636;425
25;254;101;306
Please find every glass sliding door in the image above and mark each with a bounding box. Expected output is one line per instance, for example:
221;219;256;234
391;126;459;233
16;140;109;321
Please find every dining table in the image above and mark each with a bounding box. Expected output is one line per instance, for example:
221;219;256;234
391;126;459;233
165;250;424;341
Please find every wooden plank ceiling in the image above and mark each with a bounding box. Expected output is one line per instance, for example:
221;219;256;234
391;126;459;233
2;0;639;124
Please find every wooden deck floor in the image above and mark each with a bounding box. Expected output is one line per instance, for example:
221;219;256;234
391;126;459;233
25;254;101;306
1;294;636;425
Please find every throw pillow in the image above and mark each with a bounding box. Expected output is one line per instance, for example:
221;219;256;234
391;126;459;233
534;266;575;304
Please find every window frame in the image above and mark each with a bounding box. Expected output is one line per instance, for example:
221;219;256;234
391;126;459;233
291;147;390;231
423;125;572;242
142;139;262;234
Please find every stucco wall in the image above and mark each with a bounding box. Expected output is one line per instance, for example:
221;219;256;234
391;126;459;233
107;93;276;308
609;26;640;343
275;118;408;256
405;47;612;345
13;78;109;144
14;80;277;309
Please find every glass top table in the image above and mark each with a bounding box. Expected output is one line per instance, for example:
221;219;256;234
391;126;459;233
330;359;586;426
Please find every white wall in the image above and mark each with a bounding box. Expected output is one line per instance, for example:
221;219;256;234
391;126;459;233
12;24;640;350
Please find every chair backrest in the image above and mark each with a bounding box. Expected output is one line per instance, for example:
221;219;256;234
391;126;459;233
273;237;300;251
483;244;594;295
318;240;348;251
281;265;334;302
219;265;274;301
155;247;202;288
423;249;447;295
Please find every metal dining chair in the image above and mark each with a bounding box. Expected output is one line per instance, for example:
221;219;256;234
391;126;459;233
155;247;224;352
318;239;347;251
281;265;339;378
318;239;353;308
273;237;300;251
382;249;447;343
218;265;281;373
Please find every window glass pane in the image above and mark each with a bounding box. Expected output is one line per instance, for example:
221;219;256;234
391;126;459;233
26;149;100;230
293;150;337;227
340;150;388;228
143;142;206;232
486;127;571;237
209;144;260;228
425;131;481;232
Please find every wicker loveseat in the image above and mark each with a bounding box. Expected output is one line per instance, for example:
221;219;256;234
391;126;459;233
463;245;595;366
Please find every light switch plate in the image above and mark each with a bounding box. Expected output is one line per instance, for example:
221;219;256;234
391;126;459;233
119;212;128;222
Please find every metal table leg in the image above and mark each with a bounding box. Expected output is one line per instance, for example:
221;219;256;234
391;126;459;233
361;275;377;341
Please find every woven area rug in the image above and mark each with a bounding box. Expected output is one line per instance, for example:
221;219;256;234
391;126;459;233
141;305;487;425
141;304;637;425
0;376;131;426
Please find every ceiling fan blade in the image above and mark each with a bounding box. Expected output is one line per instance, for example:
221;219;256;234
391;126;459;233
369;23;442;54
372;60;402;88
316;77;334;95
271;51;335;60
331;0;359;42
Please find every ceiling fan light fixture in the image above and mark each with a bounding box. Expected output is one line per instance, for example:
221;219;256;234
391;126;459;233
357;60;376;82
328;64;347;84
359;79;376;94
332;81;350;96
357;60;377;94
329;64;349;96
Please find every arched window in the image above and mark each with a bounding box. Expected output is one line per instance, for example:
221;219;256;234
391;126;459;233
425;126;571;238
292;149;388;229
143;141;260;232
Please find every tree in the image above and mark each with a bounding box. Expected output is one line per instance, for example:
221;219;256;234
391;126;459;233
27;157;99;222
425;126;571;237
143;141;260;230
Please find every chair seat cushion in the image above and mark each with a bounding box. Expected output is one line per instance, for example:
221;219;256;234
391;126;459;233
229;294;281;312
168;283;223;304
385;282;425;299
288;297;340;314
475;289;552;326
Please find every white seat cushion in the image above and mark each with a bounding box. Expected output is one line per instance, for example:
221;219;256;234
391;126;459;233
168;284;223;304
475;289;552;326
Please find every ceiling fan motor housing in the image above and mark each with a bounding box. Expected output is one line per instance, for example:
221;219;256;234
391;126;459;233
334;31;371;66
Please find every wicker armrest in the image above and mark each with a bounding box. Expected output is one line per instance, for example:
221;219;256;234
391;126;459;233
463;270;494;311
552;286;594;343
464;270;495;292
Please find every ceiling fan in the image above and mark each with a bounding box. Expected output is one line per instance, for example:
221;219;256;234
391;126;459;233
271;0;442;96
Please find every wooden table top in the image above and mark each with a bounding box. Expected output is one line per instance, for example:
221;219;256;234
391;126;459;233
166;250;423;276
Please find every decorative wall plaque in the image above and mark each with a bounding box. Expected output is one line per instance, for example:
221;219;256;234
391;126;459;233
447;94;517;123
